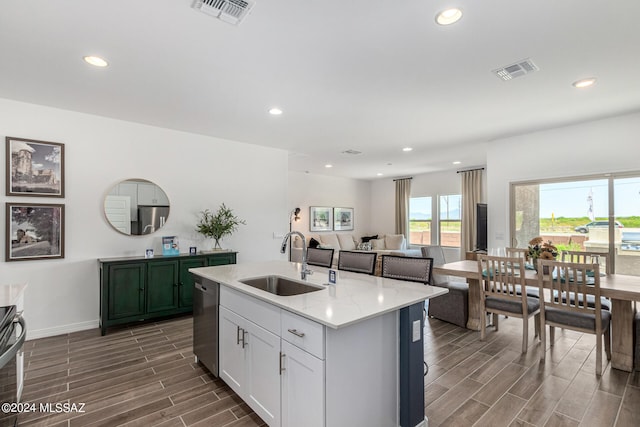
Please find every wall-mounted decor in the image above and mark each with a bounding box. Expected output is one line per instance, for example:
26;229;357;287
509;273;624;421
310;206;333;232
6;203;65;261
333;207;354;231
6;137;65;197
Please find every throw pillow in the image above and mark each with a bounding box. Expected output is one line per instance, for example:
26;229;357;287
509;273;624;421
320;234;341;249
356;242;372;251
337;234;356;250
309;237;320;248
385;234;405;250
371;238;386;250
361;234;378;243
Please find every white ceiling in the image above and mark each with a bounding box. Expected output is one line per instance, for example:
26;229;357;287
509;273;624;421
1;1;639;180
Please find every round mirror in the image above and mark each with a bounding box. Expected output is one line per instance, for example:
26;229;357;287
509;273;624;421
104;179;170;235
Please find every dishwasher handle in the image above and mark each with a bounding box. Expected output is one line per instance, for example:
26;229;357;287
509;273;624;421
0;315;26;369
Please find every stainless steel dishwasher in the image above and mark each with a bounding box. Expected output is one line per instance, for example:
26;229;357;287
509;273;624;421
193;276;219;376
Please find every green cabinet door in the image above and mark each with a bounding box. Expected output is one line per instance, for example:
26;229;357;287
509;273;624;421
107;262;146;320
179;257;207;307
147;260;179;313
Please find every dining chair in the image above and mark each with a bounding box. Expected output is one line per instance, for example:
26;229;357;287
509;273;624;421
306;247;334;268
561;250;610;274
560;250;611;310
337;251;377;275
478;255;541;353
381;255;433;284
537;259;611;375
505;247;540;299
505;247;528;260
422;245;469;328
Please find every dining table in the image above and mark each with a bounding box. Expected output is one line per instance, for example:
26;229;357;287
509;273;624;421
433;260;640;372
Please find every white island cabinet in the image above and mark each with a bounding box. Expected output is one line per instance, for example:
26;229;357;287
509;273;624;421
191;260;448;427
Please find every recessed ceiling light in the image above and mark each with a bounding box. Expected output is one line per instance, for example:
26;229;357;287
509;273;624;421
436;8;463;26
325;164;333;168
453;161;462;165
83;56;108;67
572;78;597;88
377;173;384;176
402;147;413;152
269;107;283;115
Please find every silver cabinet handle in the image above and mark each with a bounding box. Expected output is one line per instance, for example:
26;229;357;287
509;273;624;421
237;326;242;345
287;328;305;338
280;352;286;375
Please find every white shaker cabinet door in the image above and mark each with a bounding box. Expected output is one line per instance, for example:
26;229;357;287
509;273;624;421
281;340;325;427
245;320;281;427
219;306;246;395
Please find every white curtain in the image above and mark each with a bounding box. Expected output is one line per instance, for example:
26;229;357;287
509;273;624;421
460;169;482;254
395;178;412;237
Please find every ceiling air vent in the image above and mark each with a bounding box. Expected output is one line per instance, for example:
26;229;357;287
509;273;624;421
341;149;362;155
192;0;255;25
493;59;539;81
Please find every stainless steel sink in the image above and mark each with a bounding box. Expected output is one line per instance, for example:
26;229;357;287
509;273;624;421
239;275;323;296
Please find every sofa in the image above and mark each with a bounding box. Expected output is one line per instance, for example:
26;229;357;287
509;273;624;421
291;233;422;268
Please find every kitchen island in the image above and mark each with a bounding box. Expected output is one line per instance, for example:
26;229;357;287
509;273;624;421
190;260;447;427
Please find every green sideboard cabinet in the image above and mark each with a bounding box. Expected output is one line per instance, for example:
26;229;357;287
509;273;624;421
99;252;237;335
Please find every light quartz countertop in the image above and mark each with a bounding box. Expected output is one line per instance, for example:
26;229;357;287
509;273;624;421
190;260;448;329
0;283;27;307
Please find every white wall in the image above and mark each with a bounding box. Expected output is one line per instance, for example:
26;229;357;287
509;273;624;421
0;98;289;339
486;111;640;250
288;171;372;239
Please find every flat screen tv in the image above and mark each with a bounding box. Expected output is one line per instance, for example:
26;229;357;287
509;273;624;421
476;203;488;251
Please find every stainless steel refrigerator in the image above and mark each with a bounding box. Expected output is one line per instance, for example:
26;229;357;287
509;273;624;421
137;205;170;235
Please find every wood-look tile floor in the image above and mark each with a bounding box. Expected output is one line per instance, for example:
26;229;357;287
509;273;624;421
16;316;266;427
14;314;640;427
424;314;640;427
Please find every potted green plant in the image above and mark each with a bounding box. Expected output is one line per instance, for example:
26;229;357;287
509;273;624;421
196;203;246;250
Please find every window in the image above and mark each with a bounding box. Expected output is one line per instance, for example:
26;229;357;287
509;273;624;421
409;197;432;245
440;194;461;247
511;173;640;276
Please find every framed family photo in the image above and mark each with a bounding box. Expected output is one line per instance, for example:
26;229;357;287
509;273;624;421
309;206;333;232
6;203;65;261
333;207;354;231
6;136;65;197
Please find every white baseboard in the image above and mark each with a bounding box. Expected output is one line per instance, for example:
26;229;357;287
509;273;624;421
26;320;99;340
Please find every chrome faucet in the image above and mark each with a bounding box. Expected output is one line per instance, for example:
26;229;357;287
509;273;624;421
280;231;313;280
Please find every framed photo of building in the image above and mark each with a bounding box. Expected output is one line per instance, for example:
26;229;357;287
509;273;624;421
6;203;65;261
333;207;354;231
309;206;333;232
6;137;65;197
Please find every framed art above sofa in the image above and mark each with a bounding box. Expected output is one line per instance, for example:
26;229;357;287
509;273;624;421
333;207;354;231
310;206;333;231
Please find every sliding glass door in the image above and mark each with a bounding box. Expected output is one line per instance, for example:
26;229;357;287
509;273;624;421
614;176;640;275
511;173;640;276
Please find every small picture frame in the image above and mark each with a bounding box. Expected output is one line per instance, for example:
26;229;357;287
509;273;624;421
333;207;354;231
6;137;65;197
309;206;333;232
189;246;197;255
6;202;65;261
145;249;154;258
162;236;179;256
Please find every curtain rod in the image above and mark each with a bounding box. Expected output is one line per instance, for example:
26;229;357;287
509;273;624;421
392;177;413;181
456;167;485;174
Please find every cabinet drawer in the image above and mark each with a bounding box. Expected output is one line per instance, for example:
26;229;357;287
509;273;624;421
281;310;325;359
220;286;280;335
